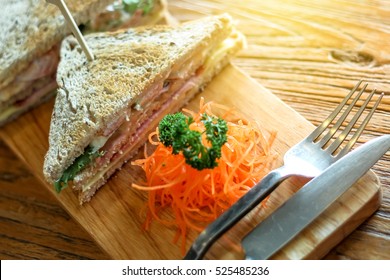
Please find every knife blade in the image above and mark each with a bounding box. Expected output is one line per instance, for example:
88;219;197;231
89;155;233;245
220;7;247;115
242;134;390;260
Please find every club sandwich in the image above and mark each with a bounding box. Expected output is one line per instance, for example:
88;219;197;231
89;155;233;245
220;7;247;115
43;13;245;204
0;0;171;126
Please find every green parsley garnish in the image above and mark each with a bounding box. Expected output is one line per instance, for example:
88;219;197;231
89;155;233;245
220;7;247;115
158;112;228;170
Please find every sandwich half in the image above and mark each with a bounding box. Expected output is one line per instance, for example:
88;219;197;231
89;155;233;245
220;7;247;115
43;14;245;204
0;0;171;126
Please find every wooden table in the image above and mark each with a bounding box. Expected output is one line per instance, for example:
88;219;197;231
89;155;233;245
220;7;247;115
0;0;389;260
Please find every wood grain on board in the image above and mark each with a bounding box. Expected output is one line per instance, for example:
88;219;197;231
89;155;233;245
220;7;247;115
1;0;389;259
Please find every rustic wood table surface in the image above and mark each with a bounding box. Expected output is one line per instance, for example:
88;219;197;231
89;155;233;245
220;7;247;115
0;0;389;260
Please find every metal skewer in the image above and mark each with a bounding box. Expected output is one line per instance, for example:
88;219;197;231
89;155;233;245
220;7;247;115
47;0;94;61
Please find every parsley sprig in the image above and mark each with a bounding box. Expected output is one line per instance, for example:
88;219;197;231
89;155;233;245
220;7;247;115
158;112;228;170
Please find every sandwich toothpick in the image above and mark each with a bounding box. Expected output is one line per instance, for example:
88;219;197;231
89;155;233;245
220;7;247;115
46;0;94;61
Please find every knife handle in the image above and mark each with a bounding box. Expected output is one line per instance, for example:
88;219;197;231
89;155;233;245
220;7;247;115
183;166;291;260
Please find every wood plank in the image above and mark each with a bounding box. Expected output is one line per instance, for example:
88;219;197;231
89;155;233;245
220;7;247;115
0;65;381;259
1;0;389;260
0;140;109;260
167;0;390;259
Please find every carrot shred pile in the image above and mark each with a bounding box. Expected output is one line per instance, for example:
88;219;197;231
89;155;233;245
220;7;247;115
131;98;277;255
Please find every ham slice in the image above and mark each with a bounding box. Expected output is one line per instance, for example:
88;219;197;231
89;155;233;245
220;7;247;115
93;69;203;169
16;45;59;82
0;45;59;123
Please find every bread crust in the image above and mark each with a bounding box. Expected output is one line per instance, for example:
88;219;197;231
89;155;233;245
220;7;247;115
43;14;236;184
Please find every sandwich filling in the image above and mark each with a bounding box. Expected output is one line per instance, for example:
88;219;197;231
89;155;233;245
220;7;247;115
55;31;244;197
0;45;59;122
0;0;166;125
84;0;165;31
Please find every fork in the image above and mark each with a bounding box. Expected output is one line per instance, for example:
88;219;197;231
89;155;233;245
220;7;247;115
184;80;384;260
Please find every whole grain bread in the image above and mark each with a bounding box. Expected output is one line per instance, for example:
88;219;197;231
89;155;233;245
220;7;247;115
0;0;113;89
43;14;237;184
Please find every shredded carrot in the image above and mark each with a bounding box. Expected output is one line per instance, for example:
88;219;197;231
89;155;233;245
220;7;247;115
131;98;277;255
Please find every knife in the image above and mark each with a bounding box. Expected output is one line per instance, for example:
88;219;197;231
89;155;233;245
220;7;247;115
242;134;390;260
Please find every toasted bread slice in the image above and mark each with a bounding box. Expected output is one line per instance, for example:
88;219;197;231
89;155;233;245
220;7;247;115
43;14;245;203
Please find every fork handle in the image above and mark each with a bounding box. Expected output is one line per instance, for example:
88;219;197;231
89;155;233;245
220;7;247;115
183;166;292;260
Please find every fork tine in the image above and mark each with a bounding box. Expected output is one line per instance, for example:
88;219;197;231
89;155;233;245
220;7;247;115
326;88;378;154
316;82;367;146
309;80;363;141
335;92;384;158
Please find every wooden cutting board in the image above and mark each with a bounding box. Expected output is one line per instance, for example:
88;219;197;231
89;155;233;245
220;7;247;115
0;65;381;260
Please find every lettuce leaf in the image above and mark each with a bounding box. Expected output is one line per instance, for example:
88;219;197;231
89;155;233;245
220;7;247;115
122;0;154;15
54;146;103;193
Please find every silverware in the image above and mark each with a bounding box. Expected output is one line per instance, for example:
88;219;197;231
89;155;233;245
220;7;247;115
184;80;383;260
242;134;390;260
